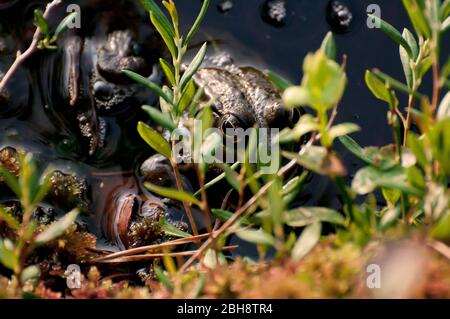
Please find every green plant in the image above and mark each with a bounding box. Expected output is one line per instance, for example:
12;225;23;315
0;153;79;287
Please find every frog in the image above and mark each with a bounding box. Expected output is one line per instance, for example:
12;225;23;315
192;53;298;133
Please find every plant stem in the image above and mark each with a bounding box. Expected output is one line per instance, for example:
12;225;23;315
0;0;62;93
171;141;199;236
403;94;415;146
431;63;440;113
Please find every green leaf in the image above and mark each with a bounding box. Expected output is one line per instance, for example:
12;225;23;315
282;172;309;205
0;167;21;197
292;222;321;261
34;9;49;35
137;122;172;159
0;239;17;271
123;70;175;110
368;14;413;58
424;183;449;220
155;266;174;292
144;182;201;206
0;206;20;230
372;69;423;98
142;105;176;131
185;0;211;45
365;70;393;103
34;209;79;245
352;166;421;195
21;265;41;283
284;207;345;227
236;228;275;246
222;163;240;191
338;135;374;165
328;123;360;142
179;80;196;112
380;206;401;231
400;29;414;89
282;86;311;108
437;91;450;120
211;209;234;222
277;114;319;144
180;43;207;92
159;58;175;86
150;11;177;58
140;0;175;38
54;12;78;37
160;217;191;238
402;0;431;38
320;31;336;61
283;147;346;177
403;28;419;60
267;70;293;91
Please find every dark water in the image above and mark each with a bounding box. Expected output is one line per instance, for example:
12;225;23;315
0;0;448;251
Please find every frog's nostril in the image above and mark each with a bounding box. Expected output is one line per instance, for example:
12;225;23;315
93;81;114;101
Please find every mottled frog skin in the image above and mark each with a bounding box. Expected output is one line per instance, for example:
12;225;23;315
193;54;296;132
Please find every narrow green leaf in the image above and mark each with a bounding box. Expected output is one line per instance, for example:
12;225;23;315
0;167;21;197
144;182;201;206
140;0;175;38
369;14;412;58
155;266;174;292
400;30;414;89
185;0;211;45
292;222;321;261
137;122;172;159
0;239;17;271
222;163;240;191
160;218;191;238
34;9;49;35
437;91;450;120
150;11;177;58
320;31;337;61
35;209;79;245
54;12;78;37
142;105;176;131
285;207;345;227
339;135;375;165
123;70;175;109
159;58;176;86
402;0;432;37
236;228;275;246
328;123;360;142
365;70;392;103
267;70;293;91
180;43;207;92
0;206;20;230
372;69;423;99
380;206;401;230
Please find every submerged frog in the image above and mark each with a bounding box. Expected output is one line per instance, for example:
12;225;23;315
193;53;298;132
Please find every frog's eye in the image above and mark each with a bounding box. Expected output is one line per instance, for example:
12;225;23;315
131;43;143;56
94;81;114;101
220;114;246;135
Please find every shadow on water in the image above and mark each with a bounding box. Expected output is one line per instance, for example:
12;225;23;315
0;0;448;254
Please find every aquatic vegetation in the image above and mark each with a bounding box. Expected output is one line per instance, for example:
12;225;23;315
0;0;449;299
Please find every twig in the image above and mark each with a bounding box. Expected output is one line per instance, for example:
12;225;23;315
94;245;238;264
91;232;216;263
0;0;63;93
